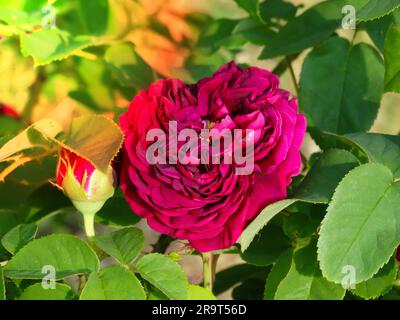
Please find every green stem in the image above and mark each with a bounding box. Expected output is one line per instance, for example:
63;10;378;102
286;56;299;97
202;252;214;292
153;234;174;253
82;210;96;239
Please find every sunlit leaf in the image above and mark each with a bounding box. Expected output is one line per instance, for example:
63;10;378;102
80;264;146;300
19;283;75;300
4;234;99;279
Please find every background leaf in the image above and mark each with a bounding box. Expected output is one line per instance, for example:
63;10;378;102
240;224;291;266
4;234;99;279
105;43;155;89
264;248;293;300
20;30;92;67
1;223;37;254
78;0;109;35
136;253;188;300
214;264;269;296
345;133;400;179
19;283;75;300
294;149;360;203
95;189;141;227
300;37;384;134
239;199;296;251
0;119;62;162
384;25;400;93
94;227;144;265
358;0;400;21
260;0;368;59
351;257;397;299
80;264;146;300
234;0;262;21
275;240;345;300
318;164;400;284
188;285;216;300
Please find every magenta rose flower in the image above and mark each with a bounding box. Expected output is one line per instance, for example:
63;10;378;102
119;62;306;252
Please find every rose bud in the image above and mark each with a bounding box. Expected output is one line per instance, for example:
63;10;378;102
56;148;115;237
0;103;19;119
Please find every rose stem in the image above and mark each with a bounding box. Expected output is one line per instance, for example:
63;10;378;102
286;56;299;98
202;252;214;292
82;210;96;239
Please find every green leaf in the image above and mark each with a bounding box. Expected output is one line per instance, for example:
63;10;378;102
276;240;345;300
260;0;368;59
20;29;92;67
95;190;141;227
214;264;269;295
264;248;293;300
318;164;400;284
94;227;144;265
188;285;216;300
351;257;397;299
1;223;37;254
0;210;20;260
363;11;400;52
294;149;360;203
240;224;291;266
232;278;266;300
345;133;400;179
71;59;115;111
64;115;124;171
79;0;109;35
0;118;21;136
300;37;384;134
230;18;275;47
282;204;326;241
0;8;42;35
4;234;99;279
136;253;188;300
0;267;5;300
259;0;297;22
80;264;146;300
105;42;155;89
198;19;241;51
384;25;400;93
0;118;62;162
358;0;400;21
19;184;72;224
19;283;75;300
234;0;262;21
239;199;296;251
148;288;169;300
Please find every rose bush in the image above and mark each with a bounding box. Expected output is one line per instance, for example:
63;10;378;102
119;62;306;252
